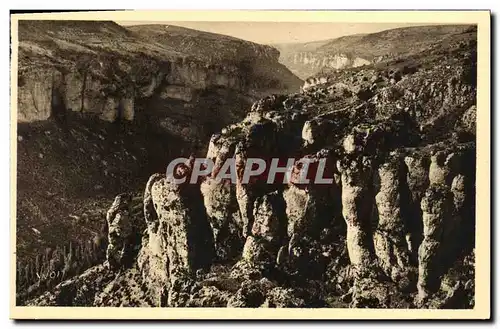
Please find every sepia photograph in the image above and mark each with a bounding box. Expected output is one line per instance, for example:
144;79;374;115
9;10;491;320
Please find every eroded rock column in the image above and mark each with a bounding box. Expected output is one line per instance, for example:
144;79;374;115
241;192;287;266
105;193;136;271
138;173;214;306
201;132;243;260
337;155;404;308
235;141;256;238
337;155;376;275
404;153;429;259
373;154;413;287
417;185;453;301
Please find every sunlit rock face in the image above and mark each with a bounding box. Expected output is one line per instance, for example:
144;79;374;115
277;51;371;81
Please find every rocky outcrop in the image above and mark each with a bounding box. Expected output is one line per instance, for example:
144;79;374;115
417;185;453;302
138;171;214;306
337;155;376;276
241;192;287;265
200;177;243;259
373;155;414;287
105;193;139;270
25;265;115;306
129;77;475;307
22;23;477;309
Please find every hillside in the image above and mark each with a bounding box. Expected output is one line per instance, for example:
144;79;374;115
274;25;475;79
126;24;280;63
20;24;477;309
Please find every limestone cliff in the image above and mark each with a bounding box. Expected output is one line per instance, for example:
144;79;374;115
17;21;302;140
276;49;371;80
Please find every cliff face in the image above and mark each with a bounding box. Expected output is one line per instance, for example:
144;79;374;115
275;25;475;80
275;50;371;80
17;21;302;140
20;25;477;309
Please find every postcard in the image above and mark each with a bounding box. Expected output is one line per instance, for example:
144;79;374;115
10;10;491;320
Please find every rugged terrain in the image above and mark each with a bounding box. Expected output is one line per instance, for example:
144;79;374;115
15;20;302;296
17;23;477;309
274;25;475;80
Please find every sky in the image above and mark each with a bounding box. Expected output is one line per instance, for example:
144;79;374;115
117;21;435;45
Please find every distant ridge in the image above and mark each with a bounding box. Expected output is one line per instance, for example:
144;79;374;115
274;24;476;79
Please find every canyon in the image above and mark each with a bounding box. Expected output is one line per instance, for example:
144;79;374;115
16;22;477;309
15;20;301;277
